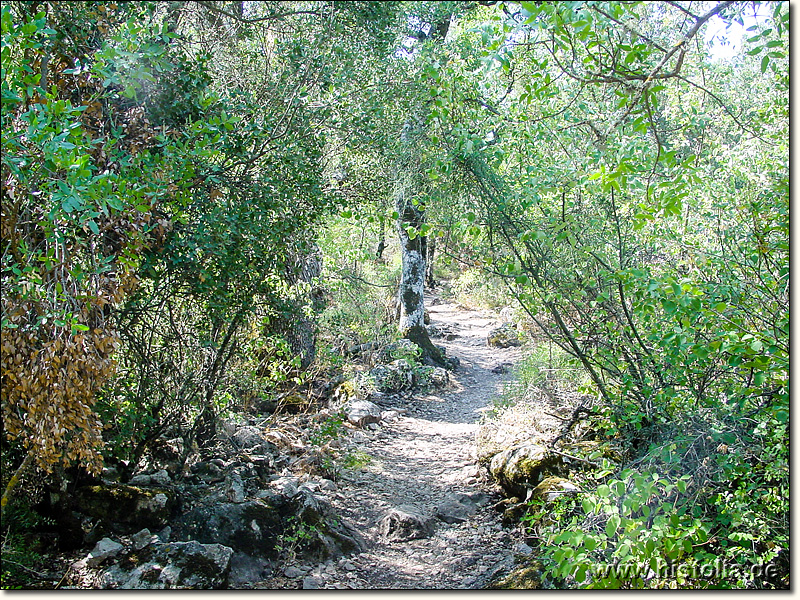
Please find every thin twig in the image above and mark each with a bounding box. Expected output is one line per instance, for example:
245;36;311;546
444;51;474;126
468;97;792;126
548;448;602;468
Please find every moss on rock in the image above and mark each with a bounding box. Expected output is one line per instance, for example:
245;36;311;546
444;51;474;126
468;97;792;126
488;444;563;495
75;485;177;532
490;560;544;589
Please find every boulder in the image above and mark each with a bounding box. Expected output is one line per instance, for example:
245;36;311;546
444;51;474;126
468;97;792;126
150;469;172;486
231;426;276;454
86;537;124;567
227;553;272;588
289;490;367;560
172;490;364;562
379;505;434;542
531;477;580;503
489;559;544;589
369;359;417;393
344;399;383;428
130;529;159;551
487;323;522;348
190;461;225;484
225;470;246;503
75;485;177;534
488;444;563;495
434;492;487;524
99;541;233;589
430;367;449;387
270;476;300;498
128;473;152;486
172;499;284;558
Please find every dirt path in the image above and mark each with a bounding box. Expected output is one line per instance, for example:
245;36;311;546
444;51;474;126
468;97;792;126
282;296;526;589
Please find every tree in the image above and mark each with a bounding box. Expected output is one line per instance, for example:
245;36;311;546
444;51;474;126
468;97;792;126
1;2;173;509
419;0;788;587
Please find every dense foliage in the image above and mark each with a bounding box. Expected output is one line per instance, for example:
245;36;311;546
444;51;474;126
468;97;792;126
1;0;788;590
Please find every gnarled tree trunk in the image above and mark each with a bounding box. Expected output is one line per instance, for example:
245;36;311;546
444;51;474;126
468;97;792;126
394;140;450;368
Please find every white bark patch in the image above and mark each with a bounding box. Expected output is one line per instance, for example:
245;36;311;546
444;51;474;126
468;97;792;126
398;244;425;331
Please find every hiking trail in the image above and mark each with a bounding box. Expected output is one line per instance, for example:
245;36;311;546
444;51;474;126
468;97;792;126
260;294;527;589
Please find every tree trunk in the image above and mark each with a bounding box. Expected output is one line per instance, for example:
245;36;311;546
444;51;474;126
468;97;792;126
392;12;454;368
394;147;450;368
425;236;436;287
1;450;34;521
396;172;426;334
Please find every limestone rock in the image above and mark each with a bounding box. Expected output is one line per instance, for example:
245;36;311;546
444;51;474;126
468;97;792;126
435;493;480;524
531;476;580;503
130;529;158;551
289;490;367;560
86;537;124;567
190;461;225;484
369;359;417;393
172;499;284;557
430;366;449;387
150;469;171;487
379;505;434;542
75;485;177;534
225;470;246;503
99;541;233;589
489;444;562;494
487;323;522;348
270;476;300;498
231;426;275;454
128;473;152;486
284;566;305;578
489;559;544;589
344;399;383;428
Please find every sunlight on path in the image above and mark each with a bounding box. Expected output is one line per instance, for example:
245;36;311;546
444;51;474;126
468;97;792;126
281;295;525;589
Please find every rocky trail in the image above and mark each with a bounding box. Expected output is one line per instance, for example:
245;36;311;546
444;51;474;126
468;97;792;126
54;295;537;591
260;295;527;589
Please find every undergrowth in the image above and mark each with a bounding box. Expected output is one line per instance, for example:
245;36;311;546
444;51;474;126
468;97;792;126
484;339;789;590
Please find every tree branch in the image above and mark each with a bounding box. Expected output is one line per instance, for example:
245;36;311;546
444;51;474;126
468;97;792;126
196;1;327;24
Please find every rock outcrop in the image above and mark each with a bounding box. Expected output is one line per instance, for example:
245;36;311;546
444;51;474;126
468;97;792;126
379;505;435;542
74;484;177;535
487;323;522;348
488;444;563;495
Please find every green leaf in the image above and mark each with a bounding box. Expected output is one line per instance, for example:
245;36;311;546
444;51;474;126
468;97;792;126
761;55;770;73
605;515;619;538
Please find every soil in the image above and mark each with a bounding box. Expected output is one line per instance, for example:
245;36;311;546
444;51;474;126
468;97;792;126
258;294;528;589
